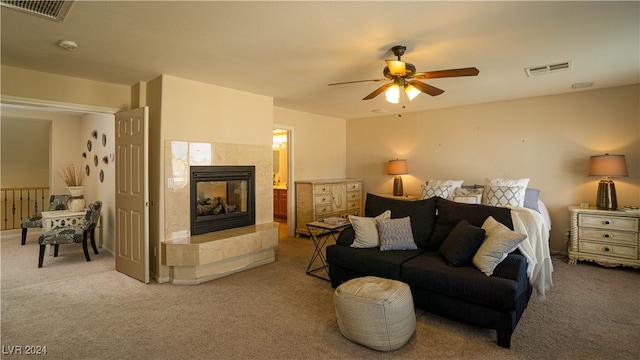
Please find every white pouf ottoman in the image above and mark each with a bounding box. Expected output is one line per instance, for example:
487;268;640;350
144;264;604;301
334;276;415;351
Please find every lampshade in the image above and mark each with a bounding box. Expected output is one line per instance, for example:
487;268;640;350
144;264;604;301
388;159;408;175
385;84;400;104
588;154;628;177
404;84;421;101
589;154;627;210
386;60;406;76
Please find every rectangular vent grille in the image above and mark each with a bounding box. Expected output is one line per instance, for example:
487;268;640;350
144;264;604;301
525;61;572;77
0;0;74;22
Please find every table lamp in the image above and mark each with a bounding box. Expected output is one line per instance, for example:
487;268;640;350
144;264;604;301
388;159;408;196
588;154;628;210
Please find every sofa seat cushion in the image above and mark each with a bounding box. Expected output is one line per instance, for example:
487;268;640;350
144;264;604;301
364;194;437;249
400;252;528;310
326;245;427;280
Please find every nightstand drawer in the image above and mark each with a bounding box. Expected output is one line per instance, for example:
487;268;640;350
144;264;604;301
579;240;637;259
579;214;638;232
578;228;638;245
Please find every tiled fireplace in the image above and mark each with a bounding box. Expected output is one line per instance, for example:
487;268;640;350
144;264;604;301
162;141;278;285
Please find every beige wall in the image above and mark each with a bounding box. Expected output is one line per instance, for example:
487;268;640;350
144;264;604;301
1;66;131;111
346;85;640;253
1;107;83;193
1;115;50;188
79;113;116;253
274;107;347;181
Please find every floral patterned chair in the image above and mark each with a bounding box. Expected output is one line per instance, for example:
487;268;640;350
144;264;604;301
21;195;70;245
38;201;102;268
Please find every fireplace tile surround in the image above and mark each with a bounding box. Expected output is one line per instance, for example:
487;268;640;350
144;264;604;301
162;140;278;284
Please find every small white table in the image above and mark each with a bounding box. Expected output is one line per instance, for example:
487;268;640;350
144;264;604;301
42;210;86;232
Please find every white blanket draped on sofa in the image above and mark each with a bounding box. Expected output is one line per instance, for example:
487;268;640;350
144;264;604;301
508;206;554;301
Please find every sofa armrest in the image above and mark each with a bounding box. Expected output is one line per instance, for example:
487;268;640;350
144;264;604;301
491;253;528;283
335;226;355;246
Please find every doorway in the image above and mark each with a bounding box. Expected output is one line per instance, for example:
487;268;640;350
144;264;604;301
273;127;291;238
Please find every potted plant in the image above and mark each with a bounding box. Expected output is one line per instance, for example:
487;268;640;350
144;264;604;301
57;162;86;211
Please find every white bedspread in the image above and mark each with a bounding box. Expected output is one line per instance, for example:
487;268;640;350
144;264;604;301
508;206;554;301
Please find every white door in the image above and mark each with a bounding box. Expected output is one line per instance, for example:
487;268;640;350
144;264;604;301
115;107;149;283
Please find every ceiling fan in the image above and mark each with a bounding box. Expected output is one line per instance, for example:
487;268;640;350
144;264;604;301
328;45;479;103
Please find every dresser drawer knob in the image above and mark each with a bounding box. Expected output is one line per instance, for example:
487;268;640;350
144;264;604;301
603;220;611;225
603;246;611;252
602;232;611;238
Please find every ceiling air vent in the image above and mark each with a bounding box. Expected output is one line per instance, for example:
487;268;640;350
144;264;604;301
525;61;571;77
0;0;74;22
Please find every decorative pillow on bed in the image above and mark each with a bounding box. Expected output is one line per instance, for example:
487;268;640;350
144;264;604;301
421;185;455;200
439;219;486;266
483;185;525;207
524;188;541;212
426;180;463;199
473;216;527;276
482;177;530;206
377;216;417;251
349;210;391;248
452;187;483;204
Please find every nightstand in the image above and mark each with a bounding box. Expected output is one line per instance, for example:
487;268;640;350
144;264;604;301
375;194;419;201
568;206;639;269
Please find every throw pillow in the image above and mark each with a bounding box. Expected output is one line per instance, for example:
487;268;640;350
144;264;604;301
483;177;529;206
421;184;455;200
452;187;483;204
482;185;525;207
349;210;391;248
377;216;417;251
473;216;527;276
523;188;541;212
439;219;486;267
427;179;464;199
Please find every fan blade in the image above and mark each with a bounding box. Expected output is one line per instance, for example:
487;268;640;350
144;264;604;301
328;78;388;86
385;60;406;76
363;83;393;100
412;67;479;80
408;80;444;96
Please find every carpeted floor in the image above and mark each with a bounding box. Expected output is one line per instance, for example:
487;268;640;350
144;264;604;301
1;229;639;359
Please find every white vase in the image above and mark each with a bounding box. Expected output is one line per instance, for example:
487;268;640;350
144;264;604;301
66;186;86;212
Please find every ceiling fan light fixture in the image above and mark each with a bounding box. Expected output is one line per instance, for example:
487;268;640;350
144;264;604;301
386;60;406;76
404;84;420;101
385;84;400;104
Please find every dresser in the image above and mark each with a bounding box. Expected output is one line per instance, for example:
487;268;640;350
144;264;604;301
568;206;640;268
295;179;362;236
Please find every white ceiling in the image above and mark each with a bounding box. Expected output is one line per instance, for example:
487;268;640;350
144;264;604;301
1;1;638;119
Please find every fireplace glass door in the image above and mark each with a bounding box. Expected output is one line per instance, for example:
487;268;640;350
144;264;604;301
191;166;255;235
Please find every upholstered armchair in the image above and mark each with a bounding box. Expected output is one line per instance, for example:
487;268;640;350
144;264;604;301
38;201;102;268
21;195;70;245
